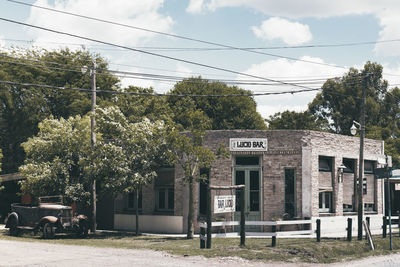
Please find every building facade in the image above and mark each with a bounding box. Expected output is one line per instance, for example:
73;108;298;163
113;130;386;234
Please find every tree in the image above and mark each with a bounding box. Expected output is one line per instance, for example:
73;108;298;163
168;109;227;239
109;85;172;123
19;115;92;207
267;110;326;130
85;106;172;235
0;48;119;173
309;62;387;135
167;77;266;130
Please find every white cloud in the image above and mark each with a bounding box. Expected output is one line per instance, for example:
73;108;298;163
382;63;400;89
26;0;174;49
204;0;392;18
239;56;346;118
251;17;312;45
374;9;400;56
186;0;205;14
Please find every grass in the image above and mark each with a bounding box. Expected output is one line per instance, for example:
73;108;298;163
0;228;399;264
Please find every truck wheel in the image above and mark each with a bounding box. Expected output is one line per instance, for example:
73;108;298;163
43;222;55;239
8;217;19;237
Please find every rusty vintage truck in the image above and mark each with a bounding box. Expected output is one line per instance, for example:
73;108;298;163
5;196;88;238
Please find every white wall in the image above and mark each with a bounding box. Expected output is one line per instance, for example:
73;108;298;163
114;214;184;233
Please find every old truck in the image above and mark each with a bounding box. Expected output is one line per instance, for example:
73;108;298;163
5;196;89;238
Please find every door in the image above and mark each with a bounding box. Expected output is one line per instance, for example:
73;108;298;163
234;168;261;231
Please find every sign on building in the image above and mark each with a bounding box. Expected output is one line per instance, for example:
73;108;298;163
214;195;236;213
229;138;268;152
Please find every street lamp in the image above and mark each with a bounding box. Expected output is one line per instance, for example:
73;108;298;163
351;118;365;241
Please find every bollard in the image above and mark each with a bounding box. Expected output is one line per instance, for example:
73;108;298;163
383;216;387;238
200;225;206;249
347;218;352;241
316;219;321;242
271;225;277;247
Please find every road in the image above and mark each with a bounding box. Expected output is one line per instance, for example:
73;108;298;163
0;239;399;267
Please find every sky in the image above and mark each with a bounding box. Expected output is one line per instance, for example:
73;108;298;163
1;0;400;118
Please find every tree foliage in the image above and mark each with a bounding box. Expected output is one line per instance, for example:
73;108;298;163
267;110;326;130
0;48;119;173
309;62;388;135
167;77;266;130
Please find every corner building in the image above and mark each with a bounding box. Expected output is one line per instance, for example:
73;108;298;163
113;130;385;234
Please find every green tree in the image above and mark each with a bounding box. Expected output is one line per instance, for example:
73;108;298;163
110;86;172;123
19;115;92;206
0;48;119;173
309;62;387;135
267;110;326;130
167;77;266;130
85;106;172;235
168;109;227;239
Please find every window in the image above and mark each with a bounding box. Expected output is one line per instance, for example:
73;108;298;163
199;168;210;216
343;204;353;212
319;191;332;213
156;187;174;211
127;191;142;210
343;158;355;173
319;156;332;172
284;168;296;218
363;178;367;194
235;156;259;166
364;161;374;174
155;167;174;212
364;203;375;212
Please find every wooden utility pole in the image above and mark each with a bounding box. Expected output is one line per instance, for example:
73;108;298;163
91;59;97;233
357;85;366;240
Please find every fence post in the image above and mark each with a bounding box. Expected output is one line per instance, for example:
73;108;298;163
200;224;206;249
397;215;400;237
383;216;387;238
206;186;212;249
316;219;321;242
240;186;245;247
271;225;277;247
347;218;352;241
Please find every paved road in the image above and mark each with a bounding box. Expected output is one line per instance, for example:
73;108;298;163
0;239;400;267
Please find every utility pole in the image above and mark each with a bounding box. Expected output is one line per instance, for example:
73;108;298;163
357;84;366;240
91;59;97;233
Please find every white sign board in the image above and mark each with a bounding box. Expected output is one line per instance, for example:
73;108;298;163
392;169;400;178
395;184;400;191
229;138;268;152
214;195;236;214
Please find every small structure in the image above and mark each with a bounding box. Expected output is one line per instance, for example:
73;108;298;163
111;130;386;234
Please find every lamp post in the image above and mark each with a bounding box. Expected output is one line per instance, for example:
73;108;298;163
82;59;97;233
351;85;366;241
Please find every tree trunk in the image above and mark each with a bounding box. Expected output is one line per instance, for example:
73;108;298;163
187;177;194;239
135;189;140;236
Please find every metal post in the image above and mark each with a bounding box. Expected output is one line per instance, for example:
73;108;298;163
91;59;97;233
316;219;321;242
383;216;387;238
357;85;366;241
365;216;370;240
386;169;392;250
206;186;211;249
240;187;245;246
200;225;205;249
271;225;277;247
347;218;352;241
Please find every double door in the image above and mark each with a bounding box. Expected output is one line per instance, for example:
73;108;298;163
234;168;261;229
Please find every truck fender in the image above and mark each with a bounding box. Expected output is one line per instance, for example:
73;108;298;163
39;216;59;226
5;212;18;228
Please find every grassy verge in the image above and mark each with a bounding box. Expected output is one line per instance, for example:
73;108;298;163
0;228;399;264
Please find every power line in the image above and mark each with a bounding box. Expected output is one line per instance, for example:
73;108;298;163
6;0;348;70
5;37;400;51
0;79;321;97
0;17;330;92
